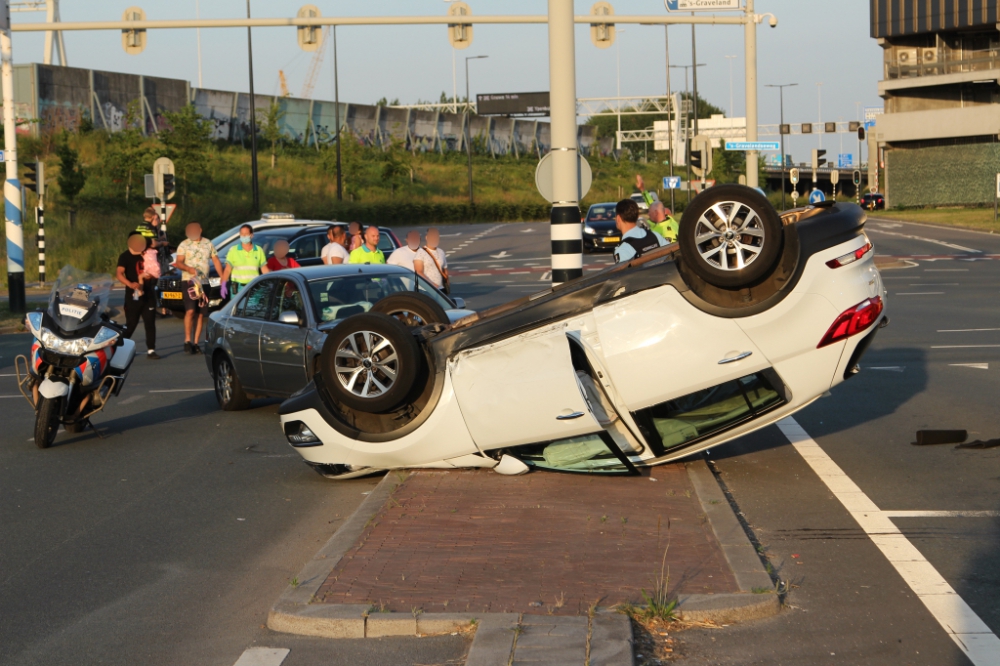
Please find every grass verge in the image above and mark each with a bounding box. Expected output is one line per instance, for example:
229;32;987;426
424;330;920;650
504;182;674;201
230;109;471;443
875;207;1000;233
0;301;46;332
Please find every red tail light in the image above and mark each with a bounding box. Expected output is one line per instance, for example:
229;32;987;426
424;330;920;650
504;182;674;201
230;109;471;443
826;241;873;268
818;296;884;348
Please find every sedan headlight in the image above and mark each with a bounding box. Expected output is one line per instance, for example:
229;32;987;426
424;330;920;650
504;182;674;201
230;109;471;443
208;277;222;288
583;225;596;235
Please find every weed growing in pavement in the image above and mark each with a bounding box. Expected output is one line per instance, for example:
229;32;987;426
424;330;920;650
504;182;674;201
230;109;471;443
289;577;300;588
752;586;776;594
411;607;424;619
622;519;678;623
600;515;608;523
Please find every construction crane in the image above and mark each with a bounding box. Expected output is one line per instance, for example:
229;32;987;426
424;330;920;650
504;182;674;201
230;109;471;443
300;26;331;99
278;70;291;97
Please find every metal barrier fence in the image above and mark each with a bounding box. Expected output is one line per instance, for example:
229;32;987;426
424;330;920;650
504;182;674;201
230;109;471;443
8;62;614;158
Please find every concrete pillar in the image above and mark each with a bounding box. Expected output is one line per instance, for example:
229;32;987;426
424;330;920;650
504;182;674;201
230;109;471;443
2;19;25;312
547;0;582;285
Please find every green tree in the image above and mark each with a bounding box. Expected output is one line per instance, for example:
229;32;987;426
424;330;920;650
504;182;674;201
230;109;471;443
258;100;286;169
55;132;86;206
101;100;151;203
158;104;212;195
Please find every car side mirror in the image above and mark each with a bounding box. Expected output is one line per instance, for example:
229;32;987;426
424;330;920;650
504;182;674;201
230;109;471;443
451;297;466;309
278;310;303;326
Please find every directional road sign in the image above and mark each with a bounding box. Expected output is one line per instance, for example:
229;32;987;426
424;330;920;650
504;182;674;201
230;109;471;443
0;150;5;162
725;140;780;151
665;0;741;10
838;153;853;168
662;176;682;190
808;189;826;204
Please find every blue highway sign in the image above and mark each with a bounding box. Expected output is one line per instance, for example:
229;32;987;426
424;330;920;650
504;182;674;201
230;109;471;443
725;140;781;151
808;189;826;204
838;153;853;168
662;176;682;189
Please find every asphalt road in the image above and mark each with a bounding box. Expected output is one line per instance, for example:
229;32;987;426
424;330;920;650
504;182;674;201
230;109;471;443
2;215;998;666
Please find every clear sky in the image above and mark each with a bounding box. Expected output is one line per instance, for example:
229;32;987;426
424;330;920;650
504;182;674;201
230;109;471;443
11;0;884;162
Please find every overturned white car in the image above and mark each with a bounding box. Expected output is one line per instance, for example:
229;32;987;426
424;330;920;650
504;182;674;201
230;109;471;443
279;186;886;478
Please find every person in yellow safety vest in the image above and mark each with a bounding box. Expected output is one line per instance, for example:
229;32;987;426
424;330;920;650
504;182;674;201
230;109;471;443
220;224;270;299
648;202;680;244
348;225;387;265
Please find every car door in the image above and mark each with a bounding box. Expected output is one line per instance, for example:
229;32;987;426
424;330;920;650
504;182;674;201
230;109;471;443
260;277;310;395
224;279;276;391
450;318;605;450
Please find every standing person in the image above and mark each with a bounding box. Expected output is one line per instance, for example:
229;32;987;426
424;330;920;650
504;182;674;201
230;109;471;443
116;232;159;360
266;239;301;271
347;221;364;252
174;222;223;354
613;199;667;264
387;230;422;270
414;227;449;292
348;226;386;264
136;207;170;314
221;224;270;298
321;225;350;265
648;202;679;244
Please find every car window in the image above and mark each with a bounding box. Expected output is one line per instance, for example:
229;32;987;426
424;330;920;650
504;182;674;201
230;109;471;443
634;372;784;454
377;230;396;254
219;230;299;261
308;273;452;323
289;234;323;260
268;279;306;322
508;433;631;474
235;280;277;320
587;205;616;222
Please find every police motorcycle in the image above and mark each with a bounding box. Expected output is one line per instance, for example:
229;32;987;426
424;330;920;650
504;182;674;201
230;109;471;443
14;266;136;449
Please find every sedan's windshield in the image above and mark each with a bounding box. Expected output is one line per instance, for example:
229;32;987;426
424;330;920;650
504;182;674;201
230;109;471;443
586;205;617;222
308;273;452;323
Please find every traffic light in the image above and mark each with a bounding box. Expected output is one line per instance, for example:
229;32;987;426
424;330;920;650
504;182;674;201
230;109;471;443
852;169;862;186
857;126;866;141
162;173;175;198
811;149;827;170
23;162;39;193
690;149;704;174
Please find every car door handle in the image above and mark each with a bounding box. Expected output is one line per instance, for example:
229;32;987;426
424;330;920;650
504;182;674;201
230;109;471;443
718;351;753;364
225;327;234;337
556;411;586;420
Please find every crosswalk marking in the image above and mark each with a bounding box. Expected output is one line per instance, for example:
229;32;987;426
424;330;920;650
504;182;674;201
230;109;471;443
232;647;290;666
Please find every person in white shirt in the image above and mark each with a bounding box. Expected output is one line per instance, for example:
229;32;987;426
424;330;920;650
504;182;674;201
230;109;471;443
321;225;351;265
387;230;422;271
414;227;448;290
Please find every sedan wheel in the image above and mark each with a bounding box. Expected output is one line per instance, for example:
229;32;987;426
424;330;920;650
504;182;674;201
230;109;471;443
215;356;251;411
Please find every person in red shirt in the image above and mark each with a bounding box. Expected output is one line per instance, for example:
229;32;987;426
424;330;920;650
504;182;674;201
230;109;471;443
266;239;301;271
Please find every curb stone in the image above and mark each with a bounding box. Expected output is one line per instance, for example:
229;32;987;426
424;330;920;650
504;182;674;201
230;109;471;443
682;457;781;623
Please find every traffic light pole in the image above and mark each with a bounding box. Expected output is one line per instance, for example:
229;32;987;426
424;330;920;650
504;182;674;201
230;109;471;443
1;7;25;314
36;161;44;286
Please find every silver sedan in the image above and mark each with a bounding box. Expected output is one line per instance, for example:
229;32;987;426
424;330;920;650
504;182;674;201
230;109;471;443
203;264;471;410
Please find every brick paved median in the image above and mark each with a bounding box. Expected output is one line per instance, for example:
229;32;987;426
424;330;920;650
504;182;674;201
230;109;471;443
315;465;738;615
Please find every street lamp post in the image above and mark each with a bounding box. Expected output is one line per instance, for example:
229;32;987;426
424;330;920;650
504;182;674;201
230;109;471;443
664;25;675;212
724;54;736;117
765;82;796;210
333;25;342;201
245;0;260;216
615;27;625;139
465;54;487;205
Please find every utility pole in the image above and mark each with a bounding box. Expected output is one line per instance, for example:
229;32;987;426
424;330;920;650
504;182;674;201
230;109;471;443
766;82;796;210
664;25;675;212
333;25;342;201
816;82;823;149
195;0;202;87
744;0;760;188
547;0;582;285
2;1;25;313
246;0;260;216
465;54;487;205
724;54;736;117
690;16;699;138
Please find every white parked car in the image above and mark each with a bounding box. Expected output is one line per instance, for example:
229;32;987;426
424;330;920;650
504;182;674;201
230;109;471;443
279;186;886;479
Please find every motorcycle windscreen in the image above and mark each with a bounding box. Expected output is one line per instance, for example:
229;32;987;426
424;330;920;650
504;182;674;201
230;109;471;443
46;266;114;333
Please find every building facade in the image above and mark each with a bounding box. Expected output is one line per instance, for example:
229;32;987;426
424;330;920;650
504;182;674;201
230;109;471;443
871;0;1000;207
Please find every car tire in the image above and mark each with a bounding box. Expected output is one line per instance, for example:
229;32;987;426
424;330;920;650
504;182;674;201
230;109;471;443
320;312;421;413
370;293;449;328
214;355;252;411
679;184;783;288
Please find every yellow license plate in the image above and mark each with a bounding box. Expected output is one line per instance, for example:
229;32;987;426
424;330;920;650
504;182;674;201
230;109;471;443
602;237;620;243
162;291;183;300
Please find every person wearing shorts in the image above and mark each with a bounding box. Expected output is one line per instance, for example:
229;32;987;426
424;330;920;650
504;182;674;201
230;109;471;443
174;222;224;354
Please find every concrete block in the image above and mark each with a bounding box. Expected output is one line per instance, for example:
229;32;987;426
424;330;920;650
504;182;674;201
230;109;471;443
465;614;520;666
416;612;478;635
366;613;417;637
676;593;780;624
588;614;633;666
266;603;368;639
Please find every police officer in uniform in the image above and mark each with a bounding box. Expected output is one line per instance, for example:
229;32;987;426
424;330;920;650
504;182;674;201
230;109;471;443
613;198;668;264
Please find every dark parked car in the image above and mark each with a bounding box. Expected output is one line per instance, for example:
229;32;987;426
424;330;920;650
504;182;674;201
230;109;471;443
582;202;622;252
860;193;885;210
157;214;401;316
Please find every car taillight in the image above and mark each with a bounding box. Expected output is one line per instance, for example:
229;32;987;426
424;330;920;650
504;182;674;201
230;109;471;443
826;241;873;268
817;296;884;348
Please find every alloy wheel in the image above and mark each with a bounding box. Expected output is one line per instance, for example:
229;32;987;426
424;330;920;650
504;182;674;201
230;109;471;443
334;330;399;399
693;200;768;272
216;361;233;405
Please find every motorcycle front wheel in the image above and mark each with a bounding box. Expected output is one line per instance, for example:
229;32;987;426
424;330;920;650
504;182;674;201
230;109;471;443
34;397;62;449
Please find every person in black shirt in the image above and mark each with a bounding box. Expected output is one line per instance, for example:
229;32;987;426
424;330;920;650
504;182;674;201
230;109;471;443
116;232;160;359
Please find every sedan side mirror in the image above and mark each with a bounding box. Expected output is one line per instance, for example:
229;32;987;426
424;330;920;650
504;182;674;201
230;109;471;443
451;297;466;309
278;310;303;326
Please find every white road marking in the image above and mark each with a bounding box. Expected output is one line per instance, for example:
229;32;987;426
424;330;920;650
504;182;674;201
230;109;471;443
896;292;944;295
779;417;1000;665
868;366;904;371
950;363;989;370
867;228;981;253
521;228;534;233
539;271;552;282
913;283;960;286
925;269;969;272
883;510;1000;518
148;388;214;393
938;328;1000;333
0;373;16;377
469;273;491;277
510;271;530;275
232;647;290;666
932;345;1000;349
490;251;511;259
0;395;23;398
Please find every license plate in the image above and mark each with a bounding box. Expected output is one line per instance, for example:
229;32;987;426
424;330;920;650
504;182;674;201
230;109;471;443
162;291;183;300
602;237;620;243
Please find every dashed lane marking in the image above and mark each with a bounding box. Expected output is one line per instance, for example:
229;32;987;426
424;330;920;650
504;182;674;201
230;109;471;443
925;268;969;272
896;292;944;296
148;388;214;393
779;417;1000;666
883;510;1000;518
867;228;981;253
232;648;290;666
938;328;1000;333
932;345;1000;349
950;363;989;370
